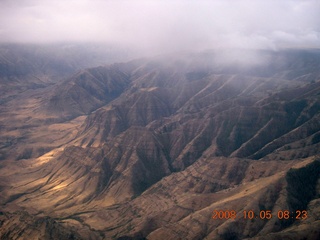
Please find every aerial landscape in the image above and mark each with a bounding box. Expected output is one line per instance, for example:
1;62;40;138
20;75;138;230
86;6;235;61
0;1;319;240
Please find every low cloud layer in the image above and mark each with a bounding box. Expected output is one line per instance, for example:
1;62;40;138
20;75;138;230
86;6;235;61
0;0;319;54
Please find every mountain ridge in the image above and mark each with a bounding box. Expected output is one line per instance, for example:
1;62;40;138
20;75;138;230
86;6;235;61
0;48;320;239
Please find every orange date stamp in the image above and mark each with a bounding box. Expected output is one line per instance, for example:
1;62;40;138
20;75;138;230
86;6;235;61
212;210;307;220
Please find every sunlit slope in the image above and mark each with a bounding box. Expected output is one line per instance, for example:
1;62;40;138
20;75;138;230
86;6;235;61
1;155;319;239
0;49;320;239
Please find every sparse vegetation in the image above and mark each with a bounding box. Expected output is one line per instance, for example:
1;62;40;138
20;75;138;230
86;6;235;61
1;48;320;239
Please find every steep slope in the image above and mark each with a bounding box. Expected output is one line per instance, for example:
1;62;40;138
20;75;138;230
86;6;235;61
43;65;131;118
0;43;135;161
0;43;133;103
0;49;320;239
0;211;86;240
74;51;320;171
2;154;318;239
0;65;131;160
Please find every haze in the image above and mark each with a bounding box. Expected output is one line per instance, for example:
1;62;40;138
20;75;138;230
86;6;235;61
0;0;319;55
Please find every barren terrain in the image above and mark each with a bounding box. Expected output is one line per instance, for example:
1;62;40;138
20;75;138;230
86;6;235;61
0;47;319;239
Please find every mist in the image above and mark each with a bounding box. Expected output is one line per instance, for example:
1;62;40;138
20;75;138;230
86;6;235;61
0;0;319;56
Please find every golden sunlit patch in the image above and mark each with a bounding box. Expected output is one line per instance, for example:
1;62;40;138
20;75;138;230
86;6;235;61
34;147;65;167
51;183;68;191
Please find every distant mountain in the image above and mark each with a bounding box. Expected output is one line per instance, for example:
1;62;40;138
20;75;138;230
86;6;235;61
0;48;319;239
0;43;135;103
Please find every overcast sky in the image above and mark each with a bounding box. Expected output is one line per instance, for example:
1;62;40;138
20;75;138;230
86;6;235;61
0;0;319;54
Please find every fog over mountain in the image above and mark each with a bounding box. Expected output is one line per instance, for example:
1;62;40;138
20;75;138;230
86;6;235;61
1;46;320;239
0;0;319;55
0;1;320;240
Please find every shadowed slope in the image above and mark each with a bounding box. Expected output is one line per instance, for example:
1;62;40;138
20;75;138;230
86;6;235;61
0;49;320;239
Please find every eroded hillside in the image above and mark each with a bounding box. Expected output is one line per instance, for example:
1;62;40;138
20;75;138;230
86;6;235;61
0;49;320;239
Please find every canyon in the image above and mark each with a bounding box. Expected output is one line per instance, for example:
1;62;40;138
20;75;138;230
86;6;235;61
0;45;319;239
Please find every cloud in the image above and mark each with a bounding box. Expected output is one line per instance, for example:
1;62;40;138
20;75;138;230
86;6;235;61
0;0;319;54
